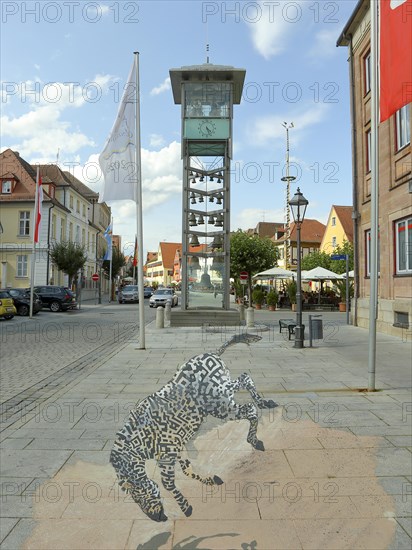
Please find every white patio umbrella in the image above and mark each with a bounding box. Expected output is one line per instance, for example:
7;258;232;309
253;266;294;279
342;270;355;278
302;266;344;303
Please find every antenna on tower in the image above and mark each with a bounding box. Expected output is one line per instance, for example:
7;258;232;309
206;43;210;64
280;122;296;270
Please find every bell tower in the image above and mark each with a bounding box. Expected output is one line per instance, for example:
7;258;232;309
169;63;246;310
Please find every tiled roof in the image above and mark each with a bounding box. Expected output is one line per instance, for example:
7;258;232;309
63;171;99;200
159;242;181;269
333;205;354;243
247;221;284;238
36;164;71;186
273;218;326;244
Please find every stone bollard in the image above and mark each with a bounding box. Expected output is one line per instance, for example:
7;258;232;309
246;307;255;328
156;306;164;329
238;303;245;322
165;301;172;323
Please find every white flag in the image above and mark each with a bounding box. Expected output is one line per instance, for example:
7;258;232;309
99;61;139;202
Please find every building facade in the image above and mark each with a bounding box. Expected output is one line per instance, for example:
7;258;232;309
320;205;354;253
338;0;411;335
0;149;111;291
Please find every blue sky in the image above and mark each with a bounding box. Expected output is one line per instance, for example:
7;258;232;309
1;0;358;257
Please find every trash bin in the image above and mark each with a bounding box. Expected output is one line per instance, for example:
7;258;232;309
309;315;323;347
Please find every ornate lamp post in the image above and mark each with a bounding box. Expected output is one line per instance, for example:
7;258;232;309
289;188;308;348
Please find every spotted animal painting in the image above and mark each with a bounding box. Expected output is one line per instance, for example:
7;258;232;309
110;333;278;522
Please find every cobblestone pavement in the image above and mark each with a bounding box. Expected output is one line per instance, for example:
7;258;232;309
0;302;155;407
0;308;411;549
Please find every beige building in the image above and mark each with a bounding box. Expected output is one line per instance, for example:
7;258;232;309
338;0;411;335
145;242;181;287
273;219;326;270
0;149;111;290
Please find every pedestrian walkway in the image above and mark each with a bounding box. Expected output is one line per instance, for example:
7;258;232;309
0;310;411;549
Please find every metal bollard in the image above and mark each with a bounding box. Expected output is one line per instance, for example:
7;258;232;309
156;306;164;329
246;307;255;328
238;304;245;322
165;301;172;322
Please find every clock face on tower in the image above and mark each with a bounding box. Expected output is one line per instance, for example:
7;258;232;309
198;119;217;137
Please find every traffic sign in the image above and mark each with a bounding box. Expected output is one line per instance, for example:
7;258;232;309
91;273;99;282
331;254;347;260
239;271;248;280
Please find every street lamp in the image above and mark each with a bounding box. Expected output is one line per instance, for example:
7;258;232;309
289;187;309;348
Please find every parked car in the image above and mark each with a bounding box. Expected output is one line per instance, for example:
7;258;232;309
149;288;178;308
7;288;42;316
144;287;153;298
119;285;139;303
33;286;78;312
0;290;17;320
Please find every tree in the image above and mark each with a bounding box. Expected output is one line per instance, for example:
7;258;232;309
301;250;331;271
49;241;88;287
230;230;279;301
301;241;354;274
103;246;126;282
329;241;354;274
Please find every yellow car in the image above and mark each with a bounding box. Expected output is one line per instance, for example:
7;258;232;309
0;290;17;320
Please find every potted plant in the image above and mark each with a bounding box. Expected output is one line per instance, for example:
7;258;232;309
252;288;265;310
286;279;297;311
335;280;354;312
266;289;278;311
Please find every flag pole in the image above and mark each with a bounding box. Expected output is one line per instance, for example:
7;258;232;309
29;166;40;319
368;0;379;391
108;216;113;302
134;51;146;349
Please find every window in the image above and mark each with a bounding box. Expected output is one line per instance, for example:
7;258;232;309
16;255;28;277
69;195;74;209
331;217;336;227
394;311;409;328
395;217;412;274
2;180;12;194
364;52;371;94
332;237;337;248
51;214;57;239
366;229;380;276
184;82;232;118
60;219;65;241
75;225;80;243
396;104;410;151
82;204;86;217
82;228;85;246
366;130;371;173
69;222;73;241
19;211;30;236
76;200;80;214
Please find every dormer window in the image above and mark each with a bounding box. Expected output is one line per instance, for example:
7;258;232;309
2;180;12;194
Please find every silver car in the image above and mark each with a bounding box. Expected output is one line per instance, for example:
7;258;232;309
119;285;139;303
149;288;178;308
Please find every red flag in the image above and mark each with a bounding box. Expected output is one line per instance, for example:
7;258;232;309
380;0;412;122
133;236;138;267
34;176;43;243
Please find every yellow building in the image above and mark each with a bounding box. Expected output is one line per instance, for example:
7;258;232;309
320;205;353;253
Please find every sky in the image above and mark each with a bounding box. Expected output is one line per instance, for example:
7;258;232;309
1;0;358;258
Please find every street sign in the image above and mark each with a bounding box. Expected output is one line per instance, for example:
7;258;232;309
331;254;347;260
92;273;99;282
239;271;248;280
240;279;247;285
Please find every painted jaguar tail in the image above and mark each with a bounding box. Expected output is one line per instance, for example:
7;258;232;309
215;333;262;356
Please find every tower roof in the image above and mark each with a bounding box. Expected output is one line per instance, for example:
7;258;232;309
169;63;246;104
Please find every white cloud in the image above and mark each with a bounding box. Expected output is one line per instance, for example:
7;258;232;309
247;0;303;59
149;133;166;148
308;29;339;59
1;74;115;157
150;77;171;96
249;103;330;148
